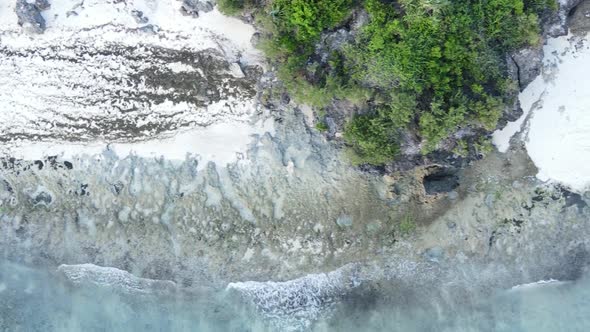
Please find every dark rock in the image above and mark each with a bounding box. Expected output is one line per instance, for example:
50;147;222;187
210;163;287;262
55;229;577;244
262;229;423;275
131;10;149;24
385;154;425;174
423;166;459;195
544;0;585;37
398;129;421;157
250;32;262;48
325;117;338;136
138;24;158;34
280;92;290;105
181;0;214;17
568;0;590;34
384;125;491;174
34;160;44;170
496;55;523;128
323;29;352;51
556;185;589;212
112;181;125;196
76;184;89;196
316;29;353;63
35;0;50;10
242;65;263;80
497;99;523;129
321;98;359;140
510;45;544;90
32;191;53;206
15;0;47;34
502;218;525;231
2;179;14;194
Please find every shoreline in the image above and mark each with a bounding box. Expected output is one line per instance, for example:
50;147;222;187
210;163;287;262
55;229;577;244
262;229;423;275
1;0;590;330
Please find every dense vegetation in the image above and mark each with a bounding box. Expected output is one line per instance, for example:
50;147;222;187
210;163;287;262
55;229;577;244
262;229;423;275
217;0;256;15
219;0;556;164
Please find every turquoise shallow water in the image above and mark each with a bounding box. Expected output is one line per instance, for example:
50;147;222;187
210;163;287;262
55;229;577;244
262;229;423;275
318;279;590;332
0;261;260;332
2;260;590;332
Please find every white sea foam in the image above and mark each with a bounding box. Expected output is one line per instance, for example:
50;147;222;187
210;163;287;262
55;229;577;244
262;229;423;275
0;0;274;167
0;0;261;63
493;33;590;193
227;264;362;332
5;118;275;169
57;263;176;294
509;279;568;291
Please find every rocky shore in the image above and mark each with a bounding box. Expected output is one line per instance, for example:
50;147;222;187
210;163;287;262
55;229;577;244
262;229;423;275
1;0;590;331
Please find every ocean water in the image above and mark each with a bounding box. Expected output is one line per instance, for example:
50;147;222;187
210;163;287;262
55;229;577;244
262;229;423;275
318;279;590;332
2;260;590;332
0;261;263;332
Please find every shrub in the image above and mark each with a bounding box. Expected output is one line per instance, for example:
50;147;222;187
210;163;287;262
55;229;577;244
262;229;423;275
315;122;329;132
224;0;556;165
217;0;249;15
265;0;352;51
341;0;552;162
343;113;400;165
399;214;417;235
